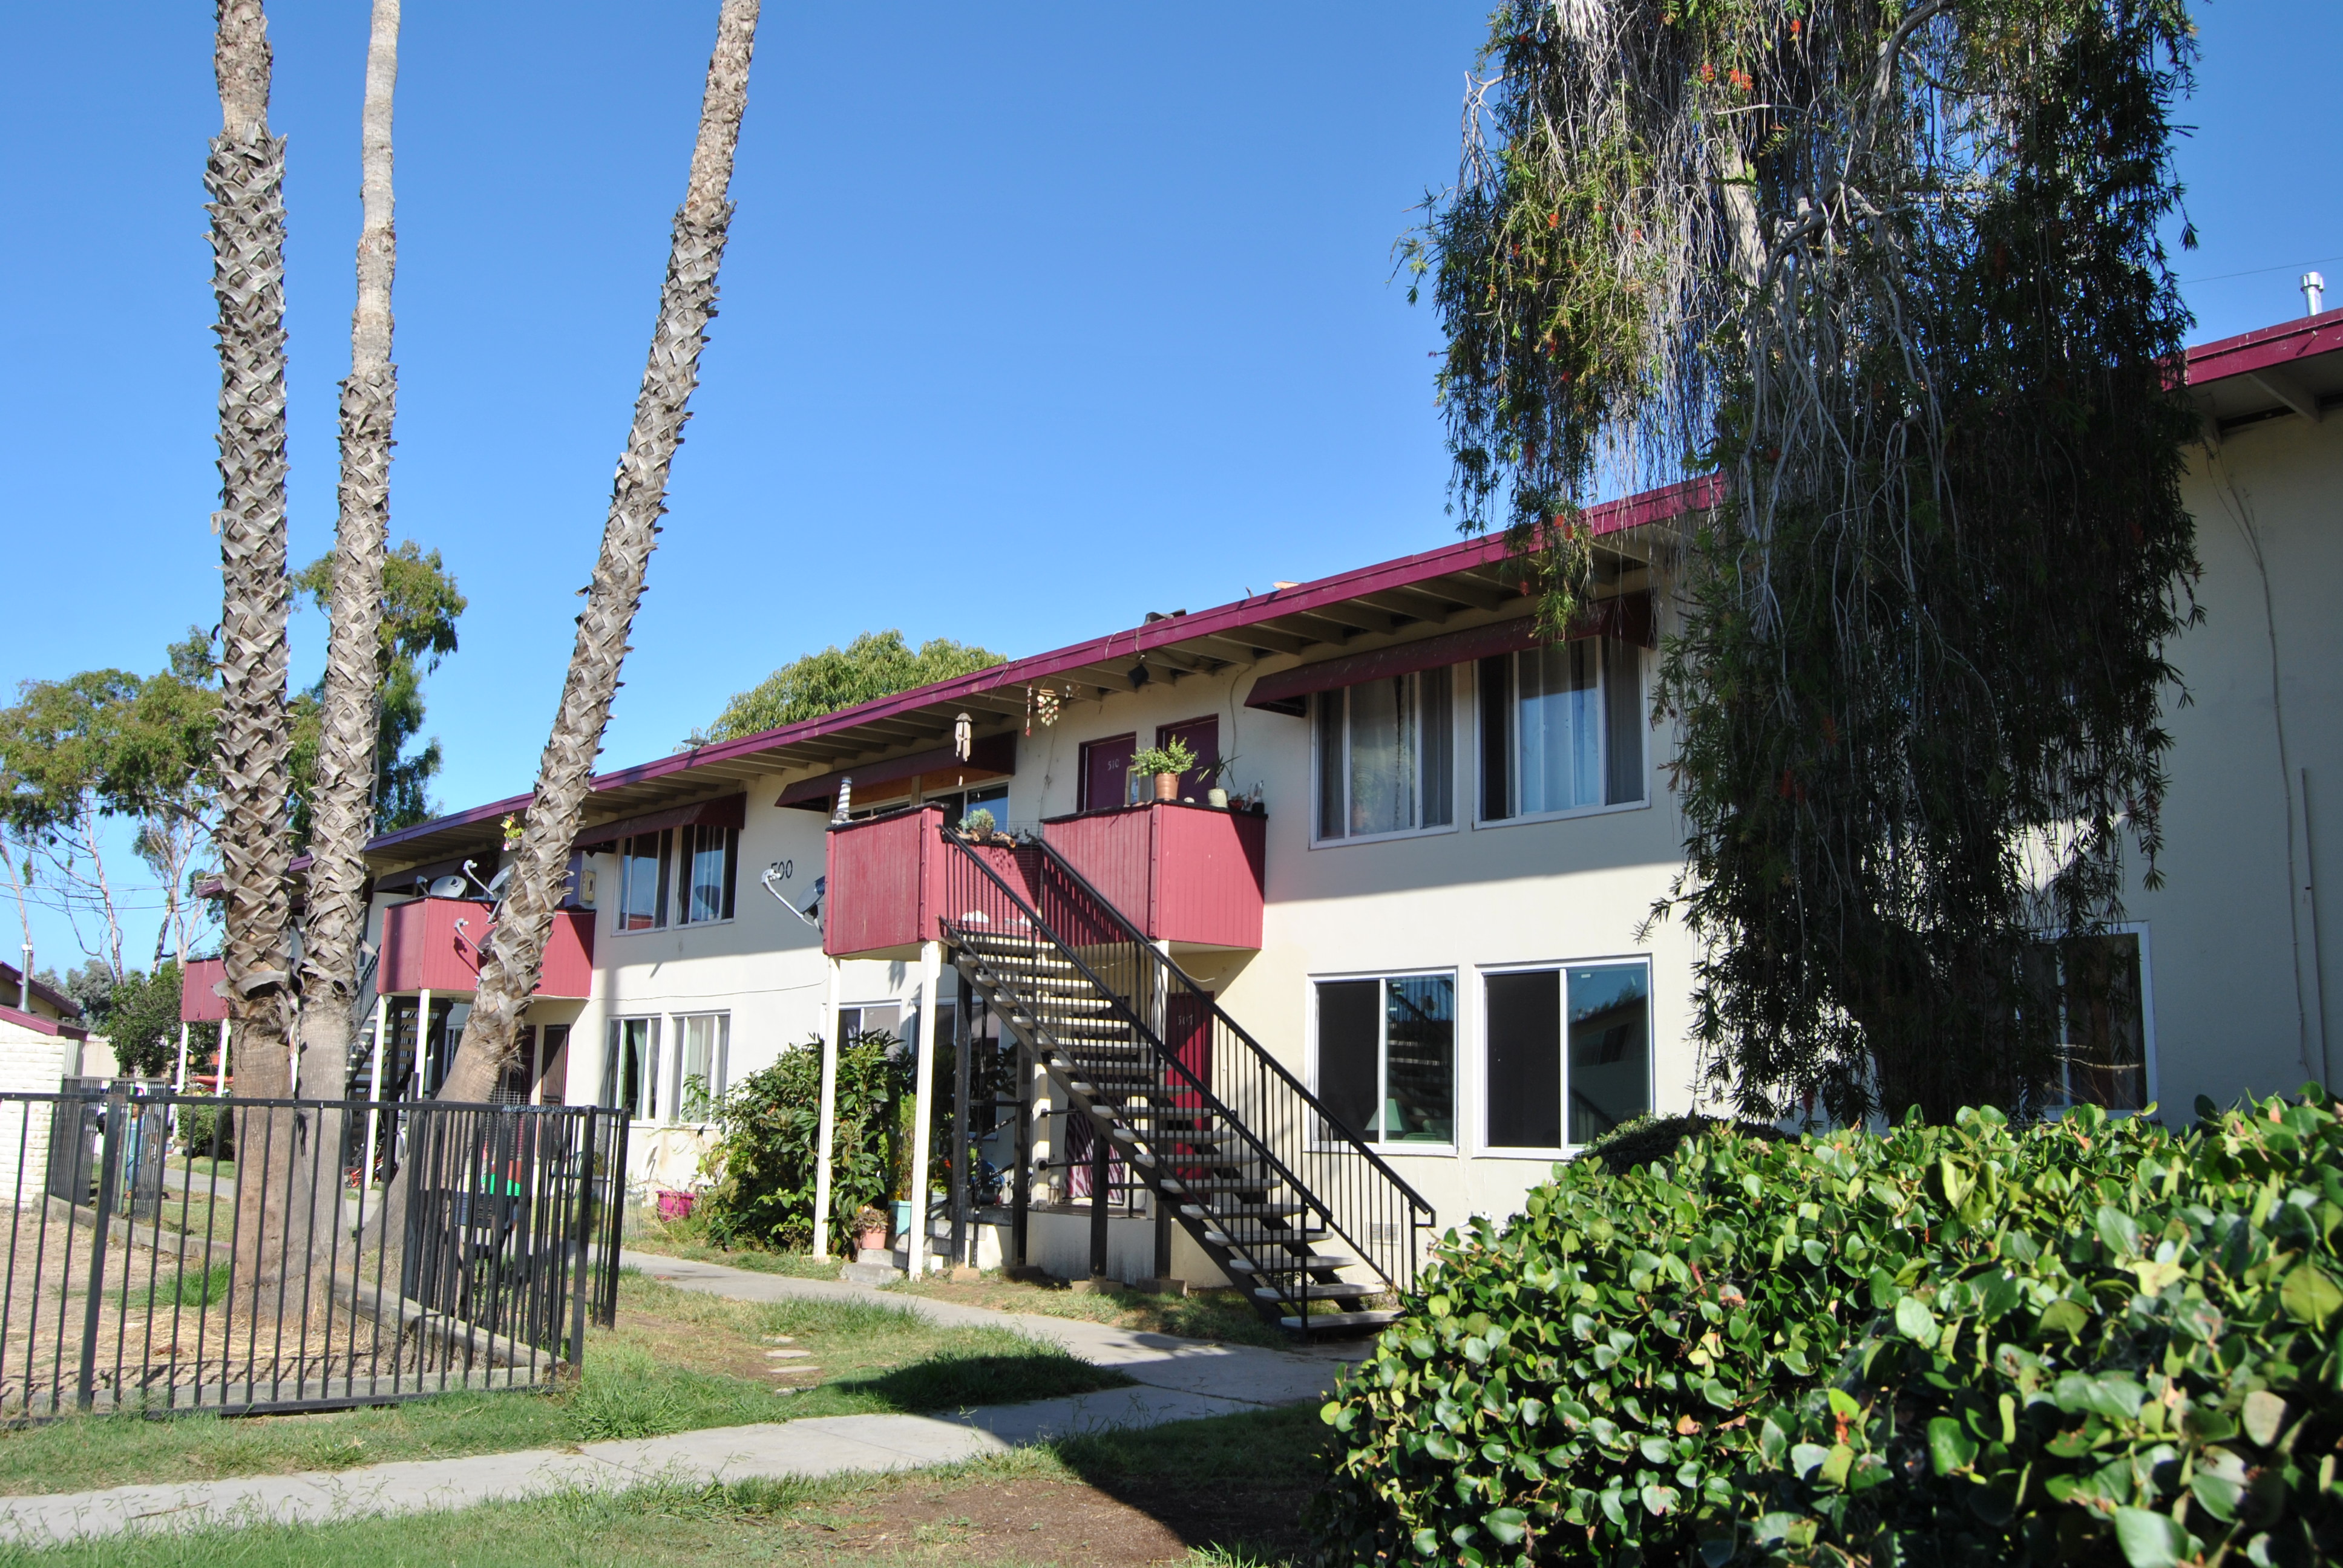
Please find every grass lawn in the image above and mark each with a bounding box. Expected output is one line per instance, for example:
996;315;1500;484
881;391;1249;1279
0;1403;1326;1566
886;1272;1293;1350
621;1220;856;1282
0;1270;1127;1498
166;1157;235;1184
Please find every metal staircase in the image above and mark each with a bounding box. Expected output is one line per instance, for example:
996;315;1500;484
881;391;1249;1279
937;831;1434;1336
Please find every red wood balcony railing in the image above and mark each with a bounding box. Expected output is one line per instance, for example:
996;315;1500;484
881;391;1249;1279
378;896;595;998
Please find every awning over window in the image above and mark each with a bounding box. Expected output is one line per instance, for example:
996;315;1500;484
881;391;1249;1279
574;792;747;852
774;730;1017;811
1242;592;1653;714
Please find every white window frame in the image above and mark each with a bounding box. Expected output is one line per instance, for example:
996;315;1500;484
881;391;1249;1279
612;833;670;935
1472;955;1656;1160
1472;639;1651;832
606;1014;663;1124
669;1011;730;1125
1305;965;1461;1155
609;826;739;938
2034;923;2158;1116
1308;666;1464;849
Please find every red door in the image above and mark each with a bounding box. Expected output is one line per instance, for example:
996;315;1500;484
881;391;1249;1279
1156;717;1219;799
1079;734;1135;811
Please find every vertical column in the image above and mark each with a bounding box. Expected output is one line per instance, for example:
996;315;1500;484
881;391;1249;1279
362;991;391;1188
813;958;842;1260
949;973;971;1269
219;1018;234;1092
173;1021;192;1095
905;941;943;1277
415;988;433;1097
1012;1035;1032;1269
1089;1109;1110;1280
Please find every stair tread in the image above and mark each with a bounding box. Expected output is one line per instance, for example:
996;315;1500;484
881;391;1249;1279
1225;1255;1352;1273
1254;1281;1380;1301
1279;1310;1402;1332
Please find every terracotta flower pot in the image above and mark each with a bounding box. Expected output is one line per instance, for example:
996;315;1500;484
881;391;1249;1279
1154;772;1179;802
856;1224;890;1253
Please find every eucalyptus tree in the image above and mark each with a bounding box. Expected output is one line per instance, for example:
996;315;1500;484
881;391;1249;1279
205;0;297;1103
1417;0;2201;1123
437;0;763;1102
297;0;403;1102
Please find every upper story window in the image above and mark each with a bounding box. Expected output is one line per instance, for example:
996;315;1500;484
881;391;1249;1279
1478;640;1645;823
615;824;738;932
1314;669;1455;842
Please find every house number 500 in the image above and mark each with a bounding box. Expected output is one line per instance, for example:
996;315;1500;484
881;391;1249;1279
768;860;793;880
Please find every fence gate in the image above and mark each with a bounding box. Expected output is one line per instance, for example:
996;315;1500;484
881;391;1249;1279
0;1087;626;1418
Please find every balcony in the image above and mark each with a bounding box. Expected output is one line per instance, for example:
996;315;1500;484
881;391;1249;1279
823;801;1265;961
378;896;596;998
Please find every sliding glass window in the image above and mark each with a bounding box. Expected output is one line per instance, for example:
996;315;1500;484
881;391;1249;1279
1314;669;1454;842
1478;639;1645;822
1314;973;1456;1145
1483;962;1652;1150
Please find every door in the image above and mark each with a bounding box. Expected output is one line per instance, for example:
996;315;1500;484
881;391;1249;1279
1079;734;1136;811
1156;716;1220;799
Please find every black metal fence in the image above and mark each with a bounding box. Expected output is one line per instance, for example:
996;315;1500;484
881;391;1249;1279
0;1085;625;1418
939;832;1435;1318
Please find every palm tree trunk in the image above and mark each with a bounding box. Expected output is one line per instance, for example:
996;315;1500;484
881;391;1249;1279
436;0;760;1103
209;0;298;1290
290;0;401;1269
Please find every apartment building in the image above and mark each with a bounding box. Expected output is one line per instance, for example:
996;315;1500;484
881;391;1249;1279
341;307;2343;1312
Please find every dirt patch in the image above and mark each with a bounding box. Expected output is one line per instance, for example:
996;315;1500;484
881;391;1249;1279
783;1472;1315;1564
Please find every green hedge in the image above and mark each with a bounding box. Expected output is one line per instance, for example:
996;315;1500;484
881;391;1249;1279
1312;1094;2343;1567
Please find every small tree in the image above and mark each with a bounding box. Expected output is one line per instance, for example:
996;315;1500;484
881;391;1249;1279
699;1032;906;1250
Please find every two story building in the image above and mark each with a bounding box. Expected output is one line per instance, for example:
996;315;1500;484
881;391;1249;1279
336;306;2343;1313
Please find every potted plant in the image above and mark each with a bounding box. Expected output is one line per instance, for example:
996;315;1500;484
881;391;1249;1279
853;1204;890;1254
1129;738;1196;802
958;806;997;840
1196;753;1240;809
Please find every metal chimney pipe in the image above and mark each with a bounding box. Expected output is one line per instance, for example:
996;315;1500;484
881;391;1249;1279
2304;271;2327;316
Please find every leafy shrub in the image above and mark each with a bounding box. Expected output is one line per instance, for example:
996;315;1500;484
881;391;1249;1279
1312;1094;2343;1567
697;1031;904;1250
174;1098;234;1162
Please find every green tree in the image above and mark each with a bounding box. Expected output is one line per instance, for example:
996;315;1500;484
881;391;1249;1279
101;963;199;1080
1417;0;2201;1124
288;539;466;842
691;630;1006;745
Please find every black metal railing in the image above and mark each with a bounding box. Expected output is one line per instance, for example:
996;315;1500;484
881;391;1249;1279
0;1085;624;1419
936;831;1434;1322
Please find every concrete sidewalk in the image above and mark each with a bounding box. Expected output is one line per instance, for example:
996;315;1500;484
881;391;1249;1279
0;1254;1355;1546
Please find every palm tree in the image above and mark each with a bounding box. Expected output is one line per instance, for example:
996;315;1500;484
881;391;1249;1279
296;0;399;1099
208;0;295;1097
437;0;762;1102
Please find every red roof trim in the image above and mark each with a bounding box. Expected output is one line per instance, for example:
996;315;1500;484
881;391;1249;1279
0;1004;85;1040
2185;307;2343;387
369;475;1720;856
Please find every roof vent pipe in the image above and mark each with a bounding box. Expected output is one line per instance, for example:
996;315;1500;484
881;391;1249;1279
2304;271;2326;316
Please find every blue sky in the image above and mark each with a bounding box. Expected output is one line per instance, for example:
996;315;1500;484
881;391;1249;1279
2;2;2337;977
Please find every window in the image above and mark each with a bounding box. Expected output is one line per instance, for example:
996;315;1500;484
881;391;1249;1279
2030;932;2150;1111
673;1013;729;1121
1483;962;1653;1149
837;1002;901;1043
606;1016;661;1122
678;823;738;924
614;824;738;931
1079;735;1139;811
1478;639;1645;822
1314;670;1454;841
1315;974;1455;1145
926;783;1009;829
617;830;671;931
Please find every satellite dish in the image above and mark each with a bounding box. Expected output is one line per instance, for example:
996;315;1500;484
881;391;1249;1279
427;875;470;899
487;864;513;898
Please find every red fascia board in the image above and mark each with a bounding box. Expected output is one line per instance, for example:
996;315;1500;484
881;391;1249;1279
369;474;1717;855
0;1004;85;1040
2184;307;2343;387
0;962;81;1022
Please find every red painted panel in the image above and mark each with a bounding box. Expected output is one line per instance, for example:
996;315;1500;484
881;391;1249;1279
535;910;596;998
1153;805;1265;949
825;807;942;958
378;897;592;998
179;957;228;1024
1043;803;1263;949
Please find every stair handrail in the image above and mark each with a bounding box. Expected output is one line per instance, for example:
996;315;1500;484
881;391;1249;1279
938;828;1433;1298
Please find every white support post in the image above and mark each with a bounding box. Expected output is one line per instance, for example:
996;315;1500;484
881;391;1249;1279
416;988;433;1096
905;940;943;1278
813;958;842;1260
173;1022;191;1096
362;991;391;1187
219;1019;232;1092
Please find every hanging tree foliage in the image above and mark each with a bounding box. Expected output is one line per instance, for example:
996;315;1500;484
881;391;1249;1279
1415;0;2203;1123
